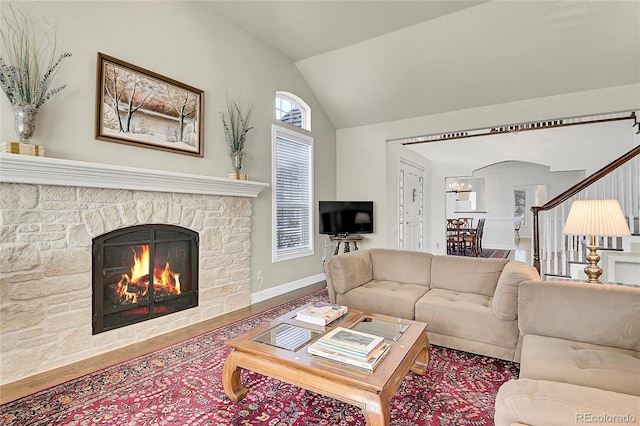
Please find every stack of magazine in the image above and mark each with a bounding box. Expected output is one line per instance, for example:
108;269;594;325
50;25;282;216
296;302;348;325
308;326;391;372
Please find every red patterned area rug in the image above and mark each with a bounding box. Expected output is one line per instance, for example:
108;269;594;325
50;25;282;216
0;289;518;425
480;249;510;259
451;249;510;259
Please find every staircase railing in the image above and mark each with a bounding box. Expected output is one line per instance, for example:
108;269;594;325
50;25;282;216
532;144;640;276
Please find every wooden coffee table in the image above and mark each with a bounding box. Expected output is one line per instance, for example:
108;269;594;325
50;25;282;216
222;305;430;426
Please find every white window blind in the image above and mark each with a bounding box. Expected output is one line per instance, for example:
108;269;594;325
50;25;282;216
272;124;314;262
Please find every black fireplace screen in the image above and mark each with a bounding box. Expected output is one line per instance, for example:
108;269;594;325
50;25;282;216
92;224;199;334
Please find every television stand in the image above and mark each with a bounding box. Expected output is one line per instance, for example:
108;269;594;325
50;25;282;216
330;235;363;255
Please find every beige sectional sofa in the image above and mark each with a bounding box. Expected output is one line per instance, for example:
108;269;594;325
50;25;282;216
495;280;640;426
324;248;540;361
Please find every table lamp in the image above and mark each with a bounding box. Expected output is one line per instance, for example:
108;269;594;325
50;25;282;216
563;199;631;284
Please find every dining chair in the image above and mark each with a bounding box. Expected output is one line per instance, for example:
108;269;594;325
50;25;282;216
463;218;485;256
446;219;464;255
458;217;474;231
475;218;486;255
457;218;474;255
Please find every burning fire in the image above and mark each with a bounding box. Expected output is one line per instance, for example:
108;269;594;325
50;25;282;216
116;245;181;303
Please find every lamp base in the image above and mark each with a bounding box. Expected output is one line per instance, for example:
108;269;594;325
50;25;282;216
584;243;603;284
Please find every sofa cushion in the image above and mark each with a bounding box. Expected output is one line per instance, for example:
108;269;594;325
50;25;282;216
369;248;432;286
492;261;539;321
336;280;428;319
415;288;518;348
431;255;508;296
495;378;640;426
519;280;640;352
520;334;640;396
327;250;373;295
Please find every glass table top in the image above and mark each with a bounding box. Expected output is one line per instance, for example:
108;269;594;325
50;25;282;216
251;312;412;352
350;316;410;342
252;323;322;352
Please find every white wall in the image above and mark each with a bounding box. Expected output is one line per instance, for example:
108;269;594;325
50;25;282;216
472;162;585;249
336;85;640;254
0;1;336;294
334;128;431;251
334;125;386;248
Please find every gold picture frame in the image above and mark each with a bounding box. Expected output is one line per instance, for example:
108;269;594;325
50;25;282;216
95;53;204;157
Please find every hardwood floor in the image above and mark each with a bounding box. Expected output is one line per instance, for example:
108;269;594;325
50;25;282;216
0;282;327;405
508;237;532;264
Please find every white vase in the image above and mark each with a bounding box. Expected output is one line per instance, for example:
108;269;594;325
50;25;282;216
13;104;39;144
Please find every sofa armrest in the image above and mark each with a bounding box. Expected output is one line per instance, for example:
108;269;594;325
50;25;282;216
492;261;540;320
518;280;640;351
495;378;640;426
324;250;373;303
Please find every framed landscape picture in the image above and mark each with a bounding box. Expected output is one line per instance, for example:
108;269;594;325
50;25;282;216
95;53;204;157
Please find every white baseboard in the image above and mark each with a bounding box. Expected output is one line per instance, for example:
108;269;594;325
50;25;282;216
251;273;326;304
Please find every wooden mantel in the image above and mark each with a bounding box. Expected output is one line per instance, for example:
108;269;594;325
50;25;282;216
0;153;269;197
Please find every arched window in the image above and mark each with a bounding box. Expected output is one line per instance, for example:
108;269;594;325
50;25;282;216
275;91;310;131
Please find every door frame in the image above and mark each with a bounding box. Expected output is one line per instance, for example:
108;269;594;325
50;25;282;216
398;157;426;251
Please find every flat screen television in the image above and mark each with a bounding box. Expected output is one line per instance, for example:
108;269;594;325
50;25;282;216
319;201;374;236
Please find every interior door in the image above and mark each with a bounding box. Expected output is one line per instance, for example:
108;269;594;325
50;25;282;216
399;160;424;251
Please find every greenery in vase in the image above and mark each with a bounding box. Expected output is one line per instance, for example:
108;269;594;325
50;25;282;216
220;93;254;153
0;6;71;108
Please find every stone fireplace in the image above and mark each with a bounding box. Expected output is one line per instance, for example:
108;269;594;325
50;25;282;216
0;153;267;385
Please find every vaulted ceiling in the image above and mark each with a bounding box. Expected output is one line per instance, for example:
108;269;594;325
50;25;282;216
208;1;640;129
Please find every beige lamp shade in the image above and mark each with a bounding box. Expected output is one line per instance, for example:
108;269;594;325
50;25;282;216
563;199;631;237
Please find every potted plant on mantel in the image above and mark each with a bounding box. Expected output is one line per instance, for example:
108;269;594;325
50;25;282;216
0;6;71;152
220;93;254;180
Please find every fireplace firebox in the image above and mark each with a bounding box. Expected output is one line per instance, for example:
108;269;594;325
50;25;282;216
92;224;199;334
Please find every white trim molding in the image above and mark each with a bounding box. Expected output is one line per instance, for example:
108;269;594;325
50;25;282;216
251;273;325;304
0;153;269;197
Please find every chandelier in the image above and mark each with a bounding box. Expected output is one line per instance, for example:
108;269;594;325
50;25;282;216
446;180;471;193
